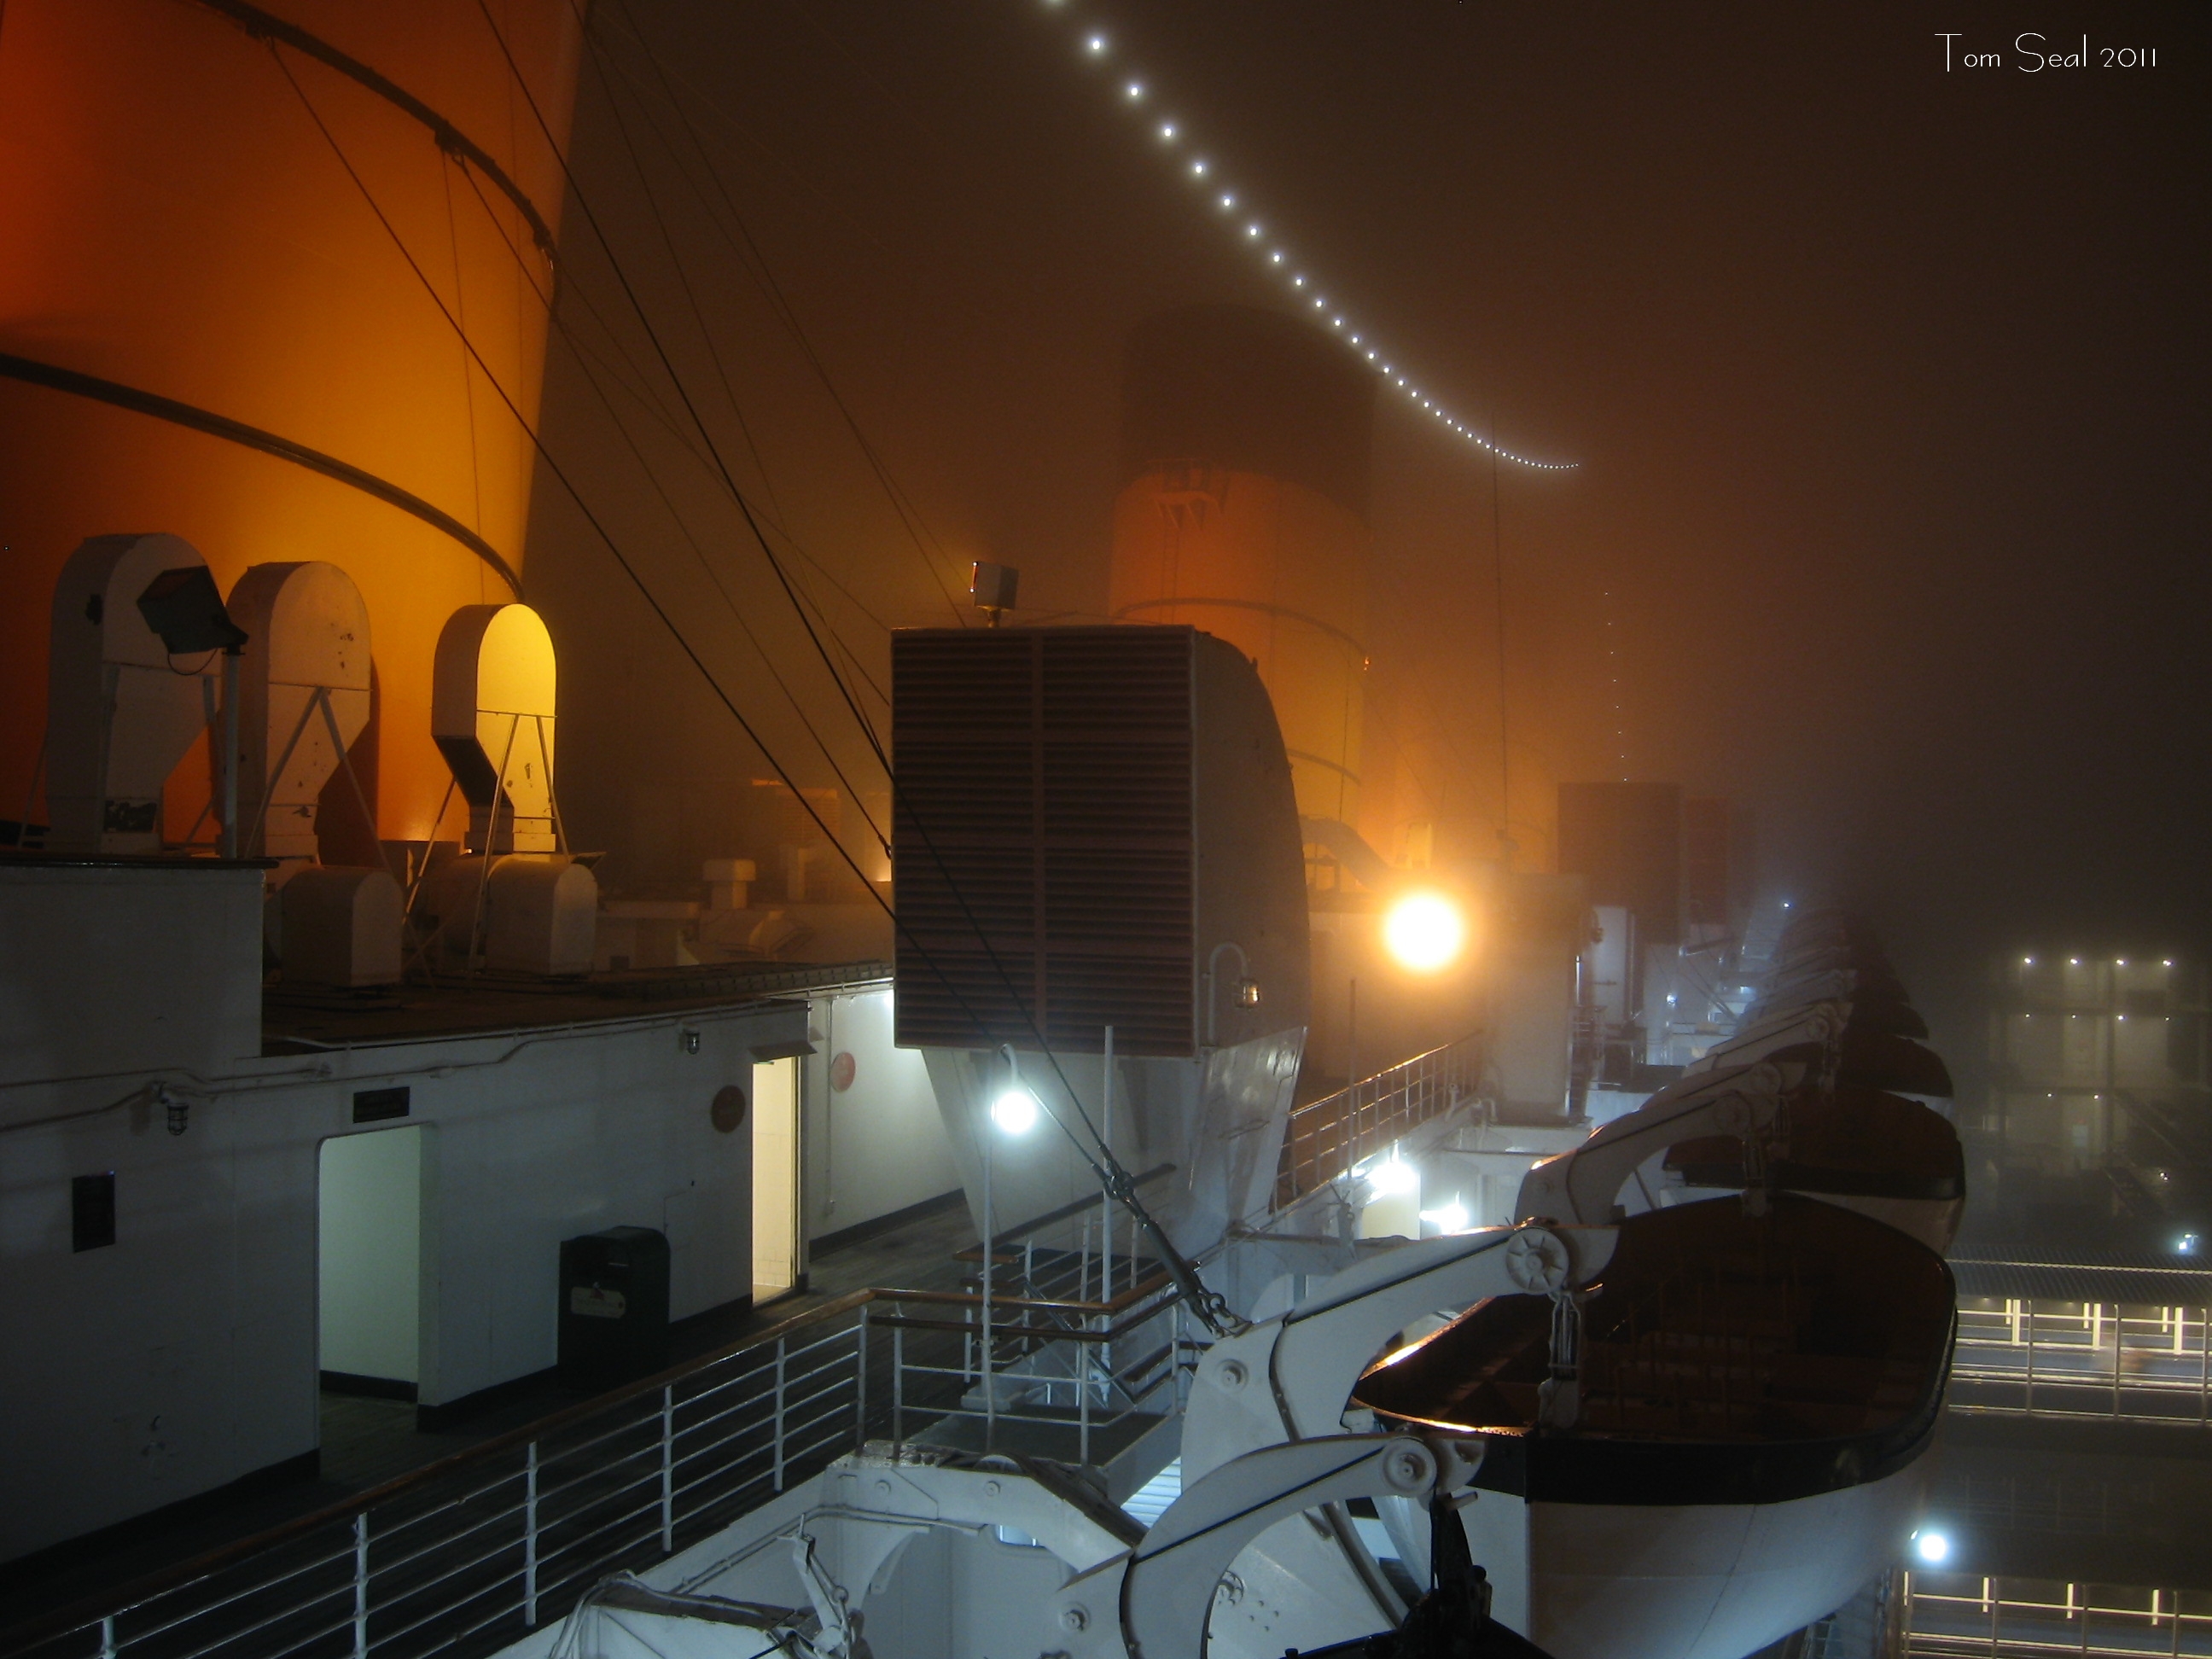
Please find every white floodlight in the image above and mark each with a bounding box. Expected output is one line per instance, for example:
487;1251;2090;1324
991;1088;1040;1136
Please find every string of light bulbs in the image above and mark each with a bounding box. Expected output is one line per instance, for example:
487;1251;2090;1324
1042;2;1577;472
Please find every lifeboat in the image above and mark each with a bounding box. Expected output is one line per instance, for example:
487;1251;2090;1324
1342;917;1959;1659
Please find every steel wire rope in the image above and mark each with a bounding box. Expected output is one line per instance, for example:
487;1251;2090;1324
498;12;1194;1150
275;36;1233;1336
590;0;972;628
559;18;899;719
467;3;1104;1093
448;154;894;853
569;15;803;577
460;145;901;691
469;0;898;796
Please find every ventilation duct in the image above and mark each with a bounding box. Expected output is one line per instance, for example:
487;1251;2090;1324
224;562;373;864
434;603;558;854
43;533;223;853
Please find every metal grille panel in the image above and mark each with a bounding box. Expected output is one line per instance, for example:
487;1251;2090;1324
893;627;1196;1056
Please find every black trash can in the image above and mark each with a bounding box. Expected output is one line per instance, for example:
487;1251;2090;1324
558;1225;672;1392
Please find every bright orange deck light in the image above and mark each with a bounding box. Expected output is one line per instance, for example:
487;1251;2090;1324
1383;892;1466;973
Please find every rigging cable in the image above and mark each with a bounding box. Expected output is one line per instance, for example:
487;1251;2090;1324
272;34;1236;1335
593;0;974;628
474;0;898;784
445;156;894;852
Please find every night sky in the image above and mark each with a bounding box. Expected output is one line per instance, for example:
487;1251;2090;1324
526;2;2209;1043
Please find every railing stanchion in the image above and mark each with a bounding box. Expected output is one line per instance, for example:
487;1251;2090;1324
773;1336;789;1493
2111;1303;2123;1419
2026;1299;2037;1412
99;1615;115;1659
352;1511;370;1659
661;1384;677;1551
856;1304;870;1452
524;1440;540;1626
1079;1325;1092;1468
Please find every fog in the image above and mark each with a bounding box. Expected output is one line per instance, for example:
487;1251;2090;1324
524;0;2208;1051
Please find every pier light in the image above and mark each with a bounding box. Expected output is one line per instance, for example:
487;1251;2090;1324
1384;891;1466;973
991;1087;1040;1136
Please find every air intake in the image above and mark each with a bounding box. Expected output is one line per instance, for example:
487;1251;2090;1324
892;625;1307;1058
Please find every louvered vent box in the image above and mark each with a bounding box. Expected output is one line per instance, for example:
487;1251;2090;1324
892;626;1307;1058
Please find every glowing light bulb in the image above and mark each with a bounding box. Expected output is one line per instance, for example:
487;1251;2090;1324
1913;1531;1950;1565
1037;37;1577;474
1367;1154;1418;1198
991;1089;1040;1136
1383;892;1467;973
1419;1198;1471;1234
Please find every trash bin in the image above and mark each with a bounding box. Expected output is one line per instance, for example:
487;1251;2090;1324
557;1225;671;1391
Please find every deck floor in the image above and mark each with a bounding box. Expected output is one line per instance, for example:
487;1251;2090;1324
0;1197;980;1634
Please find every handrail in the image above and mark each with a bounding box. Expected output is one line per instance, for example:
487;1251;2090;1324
1275;1033;1486;1205
983;1163;1176;1248
4;1249;1198;1659
0;1289;870;1655
884;1269;1173;1318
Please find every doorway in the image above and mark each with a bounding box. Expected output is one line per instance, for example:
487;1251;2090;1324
752;1057;800;1300
317;1126;424;1398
